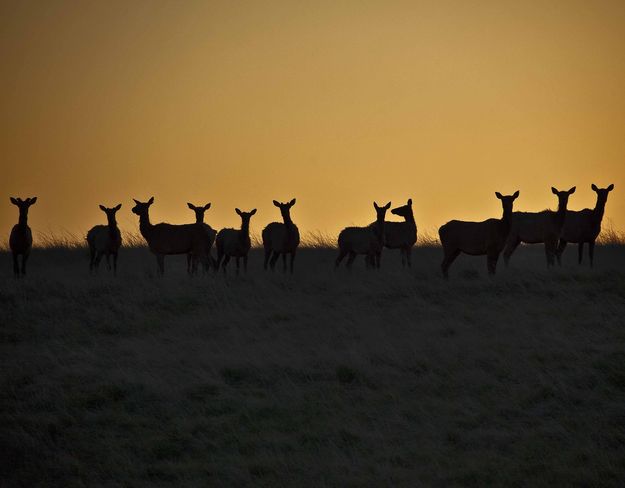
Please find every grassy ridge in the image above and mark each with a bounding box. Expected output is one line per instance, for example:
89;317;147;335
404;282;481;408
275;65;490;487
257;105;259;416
1;246;625;486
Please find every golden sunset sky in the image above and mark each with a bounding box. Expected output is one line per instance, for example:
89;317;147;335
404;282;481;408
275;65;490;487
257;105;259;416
1;0;624;241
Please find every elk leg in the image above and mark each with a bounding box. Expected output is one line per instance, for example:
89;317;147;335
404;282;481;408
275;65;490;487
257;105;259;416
89;246;96;273
105;254;111;271
244;255;248;272
335;249;348;268
21;253;29;276
578;242;584;265
282;253;287;272
263;247;271;270
441;248;460;279
406;247;412;268
503;238;520;266
544;241;556;267
346;251;356;268
556;239;567;266
290;251;295;274
376;251;381;269
487;252;499;275
156;254;165;275
222;255;230;273
401;249;406;267
113;252;118;276
236;257;240;275
94;252;103;271
270;251;279;270
588;240;595;268
186;254;192;274
13;253;19;277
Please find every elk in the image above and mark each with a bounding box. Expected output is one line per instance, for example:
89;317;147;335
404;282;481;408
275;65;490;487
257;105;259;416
335;201;391;269
131;197;211;275
186;202;217;273
9;197;37;277
503;187;576;267
439;191;519;278
377;198;418;268
215;208;257;274
87;204;122;274
556;183;614;267
262;198;300;273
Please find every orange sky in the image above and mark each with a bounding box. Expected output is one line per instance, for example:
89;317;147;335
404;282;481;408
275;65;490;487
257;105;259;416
1;0;624;242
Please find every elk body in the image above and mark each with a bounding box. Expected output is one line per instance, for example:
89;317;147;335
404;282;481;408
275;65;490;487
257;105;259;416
335;201;391;269
9;197;37;277
439;191;519;278
503;187;576;267
556;184;614;267
131;197;211;275
187;202;217;273
262;198;300;273
215;208;256;274
87;204;122;274
381;199;418;267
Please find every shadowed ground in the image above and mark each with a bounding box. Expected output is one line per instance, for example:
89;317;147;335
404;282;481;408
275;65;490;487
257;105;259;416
1;245;625;486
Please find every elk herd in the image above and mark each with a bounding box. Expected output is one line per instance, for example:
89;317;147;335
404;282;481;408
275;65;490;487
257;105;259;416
6;183;616;278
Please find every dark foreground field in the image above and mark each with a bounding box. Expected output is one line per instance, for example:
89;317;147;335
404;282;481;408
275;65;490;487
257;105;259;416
2;244;625;487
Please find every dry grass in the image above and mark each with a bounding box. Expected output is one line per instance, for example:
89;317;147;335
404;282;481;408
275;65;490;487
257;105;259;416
1;242;625;486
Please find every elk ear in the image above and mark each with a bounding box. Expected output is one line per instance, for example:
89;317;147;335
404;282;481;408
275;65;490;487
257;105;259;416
148;196;154;205
289;198;296;206
373;202;380;211
273;200;280;207
495;192;503;200
568;186;576;194
10;197;18;205
407;198;412;206
204;203;211;210
513;190;520;199
133;198;140;205
250;208;257;215
551;187;558;195
384;202;391;209
235;208;242;216
608;184;614;191
187;202;194;210
591;183;598;192
114;203;122;211
99;205;107;211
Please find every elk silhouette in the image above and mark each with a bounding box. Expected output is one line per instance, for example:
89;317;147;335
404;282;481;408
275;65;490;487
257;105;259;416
439;191;519;278
262;199;300;273
215;208;256;274
9;197;37;277
367;198;417;268
186;202;217;273
503;187;576;267
556;184;614;267
336;202;391;269
131;197;211;275
87;204;122;274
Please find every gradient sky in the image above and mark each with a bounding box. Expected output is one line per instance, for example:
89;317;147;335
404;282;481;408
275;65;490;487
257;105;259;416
1;0;624;242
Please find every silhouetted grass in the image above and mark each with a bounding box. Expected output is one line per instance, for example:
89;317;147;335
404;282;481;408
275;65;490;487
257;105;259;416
1;244;625;486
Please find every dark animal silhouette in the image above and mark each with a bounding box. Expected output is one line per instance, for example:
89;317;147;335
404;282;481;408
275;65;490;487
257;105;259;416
9;197;37;277
556;184;614;267
439;191;519;278
335;201;391;269
368;198;417;268
87;204;122;274
262;198;300;273
215;208;256;274
131;197;211;275
186;202;217;273
503;187;576;266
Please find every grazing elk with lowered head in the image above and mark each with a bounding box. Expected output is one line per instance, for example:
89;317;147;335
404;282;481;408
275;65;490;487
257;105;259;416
556;184;614;267
262;198;300;273
186;202;217;273
335;201;391;269
131;197;211;275
87;204;122;274
439;191;519;279
9;197;37;277
503;187;576;267
215;208;257;274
